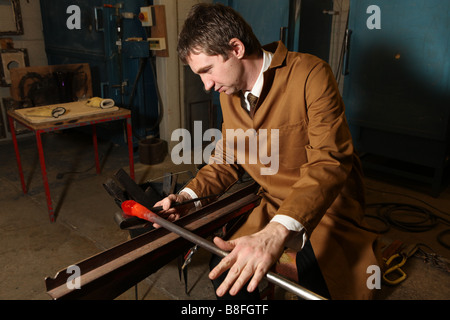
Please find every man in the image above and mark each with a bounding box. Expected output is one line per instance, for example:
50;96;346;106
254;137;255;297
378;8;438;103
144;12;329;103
155;3;381;300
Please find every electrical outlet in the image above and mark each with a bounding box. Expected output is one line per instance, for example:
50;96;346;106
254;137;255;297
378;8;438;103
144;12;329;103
148;38;166;51
139;6;153;27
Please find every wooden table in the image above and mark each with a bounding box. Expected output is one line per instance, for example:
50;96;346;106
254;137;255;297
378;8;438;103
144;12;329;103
7;104;135;222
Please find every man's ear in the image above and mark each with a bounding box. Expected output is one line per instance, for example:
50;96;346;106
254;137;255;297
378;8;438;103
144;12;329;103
229;38;245;59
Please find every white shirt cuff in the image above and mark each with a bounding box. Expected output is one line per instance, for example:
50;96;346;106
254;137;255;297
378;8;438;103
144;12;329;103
179;188;202;208
271;215;308;251
181;190;307;250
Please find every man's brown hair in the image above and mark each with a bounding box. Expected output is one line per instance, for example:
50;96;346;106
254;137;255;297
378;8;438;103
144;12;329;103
177;3;262;64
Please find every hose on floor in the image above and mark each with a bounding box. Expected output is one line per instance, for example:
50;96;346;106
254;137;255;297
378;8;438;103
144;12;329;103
364;186;450;250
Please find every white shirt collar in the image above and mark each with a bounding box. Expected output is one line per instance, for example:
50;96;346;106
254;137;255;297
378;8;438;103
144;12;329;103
243;49;274;111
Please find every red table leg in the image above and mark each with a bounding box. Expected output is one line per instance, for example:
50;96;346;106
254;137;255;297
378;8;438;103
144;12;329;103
92;124;101;175
8;116;27;194
126;117;135;181
36;130;55;222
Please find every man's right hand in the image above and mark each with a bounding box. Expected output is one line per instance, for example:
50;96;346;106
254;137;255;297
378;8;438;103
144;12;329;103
152;192;193;228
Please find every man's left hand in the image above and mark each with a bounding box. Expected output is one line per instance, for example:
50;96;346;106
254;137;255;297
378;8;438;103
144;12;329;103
209;222;292;297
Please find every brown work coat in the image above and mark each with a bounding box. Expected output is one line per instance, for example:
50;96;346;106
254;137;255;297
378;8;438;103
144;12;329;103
186;41;381;300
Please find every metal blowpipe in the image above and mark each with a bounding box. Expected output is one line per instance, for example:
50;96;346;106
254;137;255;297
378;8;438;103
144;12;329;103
121;200;327;300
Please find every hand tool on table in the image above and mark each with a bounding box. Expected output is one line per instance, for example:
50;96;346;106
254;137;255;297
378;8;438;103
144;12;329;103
51;107;66;118
121;199;327;300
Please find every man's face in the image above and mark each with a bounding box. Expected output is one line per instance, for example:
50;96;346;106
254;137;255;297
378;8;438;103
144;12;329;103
187;51;245;95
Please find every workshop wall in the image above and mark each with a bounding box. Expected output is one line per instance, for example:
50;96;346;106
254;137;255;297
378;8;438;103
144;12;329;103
0;0;47;140
0;0;350;145
342;0;450;195
155;0;213;150
0;0;213;149
328;0;350;93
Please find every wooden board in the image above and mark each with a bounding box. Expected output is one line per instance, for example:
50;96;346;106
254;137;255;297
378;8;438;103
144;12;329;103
0;48;29;86
9;63;92;104
14;101;119;124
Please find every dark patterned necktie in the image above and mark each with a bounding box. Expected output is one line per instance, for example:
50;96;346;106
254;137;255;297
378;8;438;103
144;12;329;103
247;93;258;118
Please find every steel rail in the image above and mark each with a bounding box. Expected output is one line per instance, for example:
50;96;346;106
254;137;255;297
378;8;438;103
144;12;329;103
46;182;326;300
124;201;327;301
46;183;260;299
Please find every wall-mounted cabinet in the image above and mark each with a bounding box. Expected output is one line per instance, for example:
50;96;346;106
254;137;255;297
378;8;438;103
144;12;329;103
343;0;450;195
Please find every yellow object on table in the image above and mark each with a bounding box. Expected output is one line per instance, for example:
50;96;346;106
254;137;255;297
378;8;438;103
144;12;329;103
86;97;116;109
20;105;66;118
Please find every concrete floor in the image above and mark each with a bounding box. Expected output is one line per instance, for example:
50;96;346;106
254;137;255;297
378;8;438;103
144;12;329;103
0;130;449;300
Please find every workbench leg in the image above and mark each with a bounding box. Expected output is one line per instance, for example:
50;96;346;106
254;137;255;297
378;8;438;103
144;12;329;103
8;116;27;194
126;118;135;181
36;131;55;222
92;124;101;175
